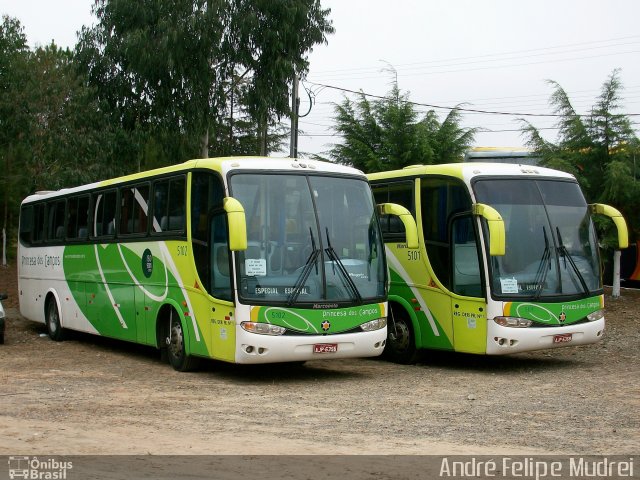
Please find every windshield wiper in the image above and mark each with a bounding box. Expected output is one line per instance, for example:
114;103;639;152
324;228;363;304
287;228;320;306
556;227;590;295
533;227;551;300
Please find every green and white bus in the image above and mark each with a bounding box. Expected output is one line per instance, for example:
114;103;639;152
368;163;628;363
18;157;416;370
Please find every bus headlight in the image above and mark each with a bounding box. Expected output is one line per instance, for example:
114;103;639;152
493;316;532;328
360;317;387;332
587;309;604;322
241;322;286;336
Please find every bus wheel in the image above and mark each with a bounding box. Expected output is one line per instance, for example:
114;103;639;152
45;298;65;342
385;308;417;364
166;311;199;372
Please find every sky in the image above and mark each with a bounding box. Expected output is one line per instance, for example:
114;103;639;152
2;0;639;159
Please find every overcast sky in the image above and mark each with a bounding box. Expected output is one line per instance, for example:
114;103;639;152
2;0;639;159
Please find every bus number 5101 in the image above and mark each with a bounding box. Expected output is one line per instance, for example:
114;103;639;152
407;250;420;261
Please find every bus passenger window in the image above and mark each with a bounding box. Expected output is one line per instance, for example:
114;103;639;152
67;196;89;240
46;200;66;242
33;204;45;243
153;177;186;233
93;190;117;237
19;205;34;245
120;184;149;235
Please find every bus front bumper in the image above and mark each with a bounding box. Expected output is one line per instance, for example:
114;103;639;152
234;326;387;364
486;318;605;355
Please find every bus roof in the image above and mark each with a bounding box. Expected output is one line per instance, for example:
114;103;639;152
366;162;575;183
22;156;365;204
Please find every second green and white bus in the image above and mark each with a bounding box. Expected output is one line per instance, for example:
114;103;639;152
18;157;416;370
368;163;628;363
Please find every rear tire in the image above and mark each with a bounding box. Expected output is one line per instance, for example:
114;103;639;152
166;310;199;372
46;298;65;342
384;307;418;364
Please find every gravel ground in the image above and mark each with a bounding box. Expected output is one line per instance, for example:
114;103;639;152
0;262;638;456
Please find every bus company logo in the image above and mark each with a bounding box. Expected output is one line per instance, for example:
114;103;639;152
559;312;567;323
321;320;331;331
141;248;153;278
8;456;73;479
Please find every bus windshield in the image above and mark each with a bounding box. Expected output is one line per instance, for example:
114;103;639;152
230;173;386;305
473;178;601;299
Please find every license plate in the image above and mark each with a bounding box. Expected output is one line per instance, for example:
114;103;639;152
553;333;573;344
313;343;338;353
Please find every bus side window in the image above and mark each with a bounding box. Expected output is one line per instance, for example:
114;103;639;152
191;171;225;296
421;178;472;290
67;195;90;240
372;181;413;242
92;190;117;238
20;203;46;245
168;178;185;231
210;212;232;301
19;205;34;245
76;196;90;239
46;200;66;242
34;204;45;243
119;184;149;235
152;176;186;233
451;216;482;297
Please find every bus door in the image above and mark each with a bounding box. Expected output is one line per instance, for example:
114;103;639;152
420;177;486;353
450;214;486;354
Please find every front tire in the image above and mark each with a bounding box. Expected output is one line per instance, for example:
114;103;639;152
384;307;418;364
166;310;199;372
46;298;65;342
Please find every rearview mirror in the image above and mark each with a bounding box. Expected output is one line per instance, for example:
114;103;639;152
223;197;248;251
472;203;505;256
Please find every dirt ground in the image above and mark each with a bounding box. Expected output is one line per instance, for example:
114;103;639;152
0;261;639;456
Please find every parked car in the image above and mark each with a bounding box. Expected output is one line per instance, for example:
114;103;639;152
0;293;6;344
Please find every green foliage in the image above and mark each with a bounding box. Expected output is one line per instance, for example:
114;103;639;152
329;83;476;172
521;70;640;245
0;5;334;254
76;0;333;160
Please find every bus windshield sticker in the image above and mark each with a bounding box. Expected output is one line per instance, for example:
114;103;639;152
245;258;267;277
500;277;519;294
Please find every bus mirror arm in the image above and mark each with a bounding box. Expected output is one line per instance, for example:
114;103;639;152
224;197;248;251
472;203;505;256
377;203;419;249
589;203;629;249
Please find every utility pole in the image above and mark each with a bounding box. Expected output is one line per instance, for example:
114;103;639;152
289;74;300;158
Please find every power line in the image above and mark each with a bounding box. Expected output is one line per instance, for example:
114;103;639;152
311;35;640;76
304;81;640;118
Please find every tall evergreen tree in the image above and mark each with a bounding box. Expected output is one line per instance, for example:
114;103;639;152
521;70;640;245
76;0;333;164
0;16;31;251
328;83;476;172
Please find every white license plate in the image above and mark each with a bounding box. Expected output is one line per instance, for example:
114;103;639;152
553;333;573;344
313;343;338;353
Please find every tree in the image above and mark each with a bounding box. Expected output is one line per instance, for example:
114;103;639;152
76;0;334;164
521;70;640;246
0;16;30;259
328;82;476;172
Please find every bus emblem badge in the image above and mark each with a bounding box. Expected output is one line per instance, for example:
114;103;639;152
142;249;153;278
559;312;566;323
321;320;331;331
